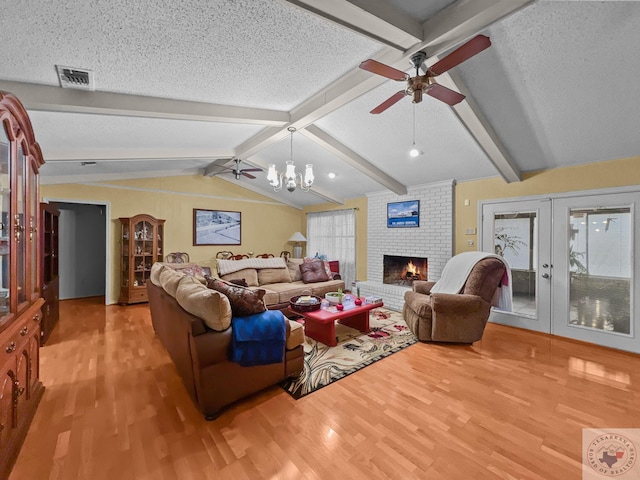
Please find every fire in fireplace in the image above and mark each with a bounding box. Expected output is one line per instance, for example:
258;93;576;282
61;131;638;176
383;255;428;286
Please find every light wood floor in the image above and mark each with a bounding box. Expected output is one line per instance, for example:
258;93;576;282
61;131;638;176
9;297;640;479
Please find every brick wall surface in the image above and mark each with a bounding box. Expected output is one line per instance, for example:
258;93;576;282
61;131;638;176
358;181;454;311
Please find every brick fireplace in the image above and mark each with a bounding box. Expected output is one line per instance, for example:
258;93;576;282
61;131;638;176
357;181;454;311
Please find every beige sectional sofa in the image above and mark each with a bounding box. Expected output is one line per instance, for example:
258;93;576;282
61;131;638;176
216;257;345;310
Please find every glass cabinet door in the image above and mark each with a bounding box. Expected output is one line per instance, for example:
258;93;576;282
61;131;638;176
16;144;26;305
0;124;10;320
157;224;163;262
29;158;38;298
121;221;130;288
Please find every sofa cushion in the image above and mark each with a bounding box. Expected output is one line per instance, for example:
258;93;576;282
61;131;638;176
258;267;291;285
300;260;330;283
254;287;279;306
286;320;305;350
287;259;303;282
261;282;310;304
159;267;185;297
221;268;259;287
175;276;232;332
206;278;267;317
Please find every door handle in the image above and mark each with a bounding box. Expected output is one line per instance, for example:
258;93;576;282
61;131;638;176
542;264;549;268
541;273;550;279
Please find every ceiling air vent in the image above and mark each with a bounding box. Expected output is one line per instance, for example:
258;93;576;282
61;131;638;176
56;65;95;91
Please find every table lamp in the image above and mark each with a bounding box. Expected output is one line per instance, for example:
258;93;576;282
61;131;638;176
288;232;307;258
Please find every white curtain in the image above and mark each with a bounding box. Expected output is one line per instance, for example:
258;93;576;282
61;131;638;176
306;209;356;290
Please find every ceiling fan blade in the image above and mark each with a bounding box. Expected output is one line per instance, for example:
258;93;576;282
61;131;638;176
359;59;408;81
427;35;491;76
241;172;257;179
370;91;407;114
240;168;262;173
426;83;465;105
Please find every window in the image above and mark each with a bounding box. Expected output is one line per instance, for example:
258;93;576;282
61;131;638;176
306;209;356;289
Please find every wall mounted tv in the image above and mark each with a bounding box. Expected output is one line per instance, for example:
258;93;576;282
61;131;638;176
387;200;420;228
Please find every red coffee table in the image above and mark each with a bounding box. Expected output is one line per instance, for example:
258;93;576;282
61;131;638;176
289;300;384;347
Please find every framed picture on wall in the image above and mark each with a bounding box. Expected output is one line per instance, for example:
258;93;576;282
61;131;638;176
387;200;420;228
193;209;241;245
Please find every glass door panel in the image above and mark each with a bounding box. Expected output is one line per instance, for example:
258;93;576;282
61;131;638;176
553;193;640;353
16;144;26;305
481;199;552;333
29;161;38;297
0;125;10;320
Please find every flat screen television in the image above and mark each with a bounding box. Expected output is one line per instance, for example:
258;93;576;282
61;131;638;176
387;200;420;228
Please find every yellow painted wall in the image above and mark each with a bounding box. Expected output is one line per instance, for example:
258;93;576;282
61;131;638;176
455;156;640;254
42;175;303;304
302;197;368;281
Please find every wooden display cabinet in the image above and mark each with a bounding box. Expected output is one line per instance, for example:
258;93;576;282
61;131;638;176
118;214;165;305
0;91;45;479
40;203;59;344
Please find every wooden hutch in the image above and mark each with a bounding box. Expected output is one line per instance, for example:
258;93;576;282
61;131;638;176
118;214;165;304
0;91;45;478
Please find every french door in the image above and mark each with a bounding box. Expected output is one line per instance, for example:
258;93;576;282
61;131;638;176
481;199;552;332
481;190;640;353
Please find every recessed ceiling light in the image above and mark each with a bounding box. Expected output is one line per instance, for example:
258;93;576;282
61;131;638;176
328;172;336;179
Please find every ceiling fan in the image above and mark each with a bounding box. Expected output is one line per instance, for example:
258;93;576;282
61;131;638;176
205;158;263;180
359;35;491;114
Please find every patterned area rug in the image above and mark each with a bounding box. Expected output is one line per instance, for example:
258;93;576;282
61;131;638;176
280;308;417;399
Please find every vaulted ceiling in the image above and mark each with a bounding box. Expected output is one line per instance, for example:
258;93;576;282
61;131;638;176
1;0;639;209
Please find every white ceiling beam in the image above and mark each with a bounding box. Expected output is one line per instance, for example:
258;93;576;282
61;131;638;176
43;153;234;162
421;0;533;56
285;0;422;50
301;125;407;196
238;0;533;188
0;81;290;126
438;70;521;182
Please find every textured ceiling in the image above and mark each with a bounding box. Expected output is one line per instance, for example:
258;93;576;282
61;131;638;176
1;0;639;208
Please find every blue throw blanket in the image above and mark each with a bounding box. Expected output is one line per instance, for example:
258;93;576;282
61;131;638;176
230;310;287;367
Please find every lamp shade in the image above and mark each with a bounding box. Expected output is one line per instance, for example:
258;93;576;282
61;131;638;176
288;232;307;243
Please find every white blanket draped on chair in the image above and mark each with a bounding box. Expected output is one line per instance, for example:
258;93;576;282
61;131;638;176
430;251;513;312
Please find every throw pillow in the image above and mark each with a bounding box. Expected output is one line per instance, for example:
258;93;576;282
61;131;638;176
287;259;303;282
257;267;292;285
175;276;232;331
303;257;333;278
228;278;249;287
159;267;185;297
205;277;267;317
150;262;165;286
220;268;259;287
299;260;330;284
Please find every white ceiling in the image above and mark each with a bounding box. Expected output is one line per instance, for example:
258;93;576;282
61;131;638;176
1;0;639;209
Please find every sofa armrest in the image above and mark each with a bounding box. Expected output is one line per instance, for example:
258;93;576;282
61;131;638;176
413;280;436;295
430;293;491;342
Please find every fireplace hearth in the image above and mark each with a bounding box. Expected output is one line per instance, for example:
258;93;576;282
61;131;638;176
383;255;428;286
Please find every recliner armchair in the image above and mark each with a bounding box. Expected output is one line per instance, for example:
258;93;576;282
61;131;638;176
403;257;507;343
